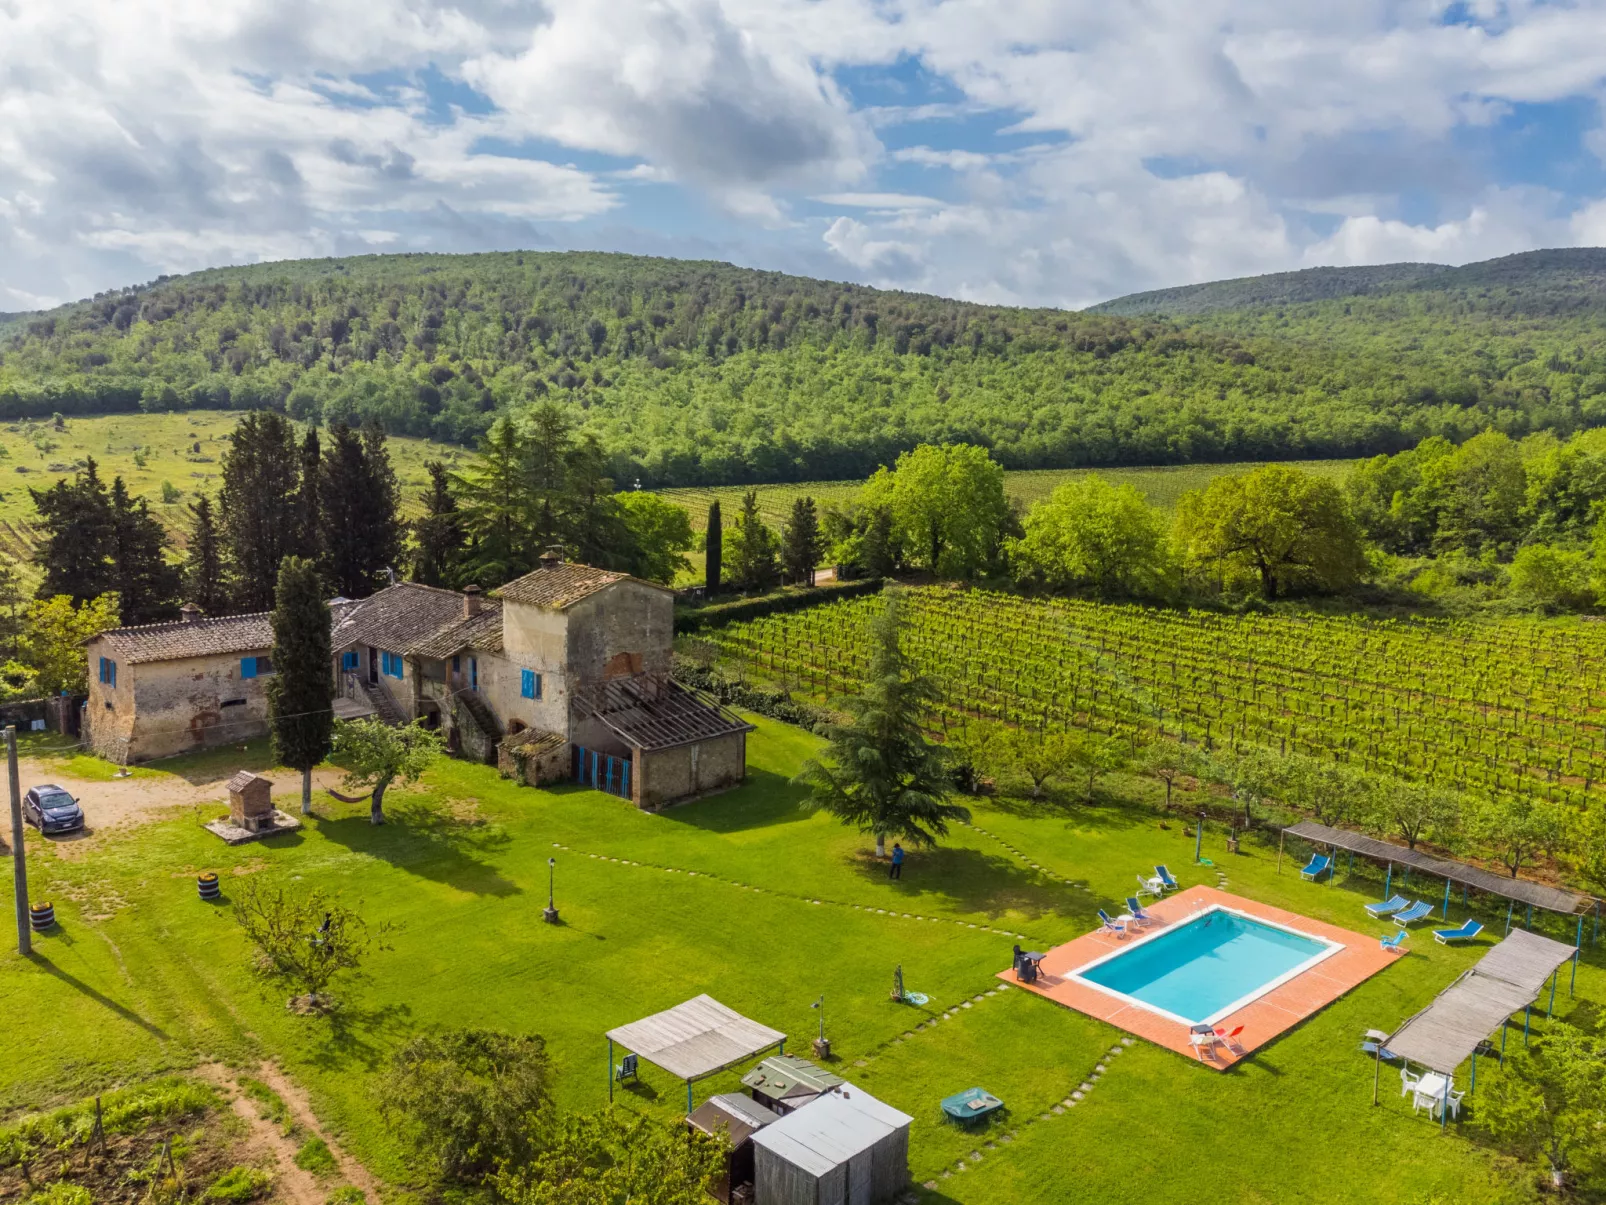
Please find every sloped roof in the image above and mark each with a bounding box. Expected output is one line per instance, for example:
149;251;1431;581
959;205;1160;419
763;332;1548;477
496;561;670;610
606;995;785;1082
91;612;273;664
331;583;474;657
749;1089;912;1177
410;603;505;659
687;1094;779;1148
573;675;752;752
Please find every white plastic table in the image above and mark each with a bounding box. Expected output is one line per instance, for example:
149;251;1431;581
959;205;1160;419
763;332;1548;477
1414;1072;1451;1117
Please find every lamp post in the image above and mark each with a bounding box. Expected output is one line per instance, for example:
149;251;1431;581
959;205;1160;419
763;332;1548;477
812;994;829;1059
543;857;559;924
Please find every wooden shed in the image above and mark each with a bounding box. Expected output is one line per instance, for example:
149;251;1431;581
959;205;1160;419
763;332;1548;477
749;1088;911;1205
686;1092;779;1204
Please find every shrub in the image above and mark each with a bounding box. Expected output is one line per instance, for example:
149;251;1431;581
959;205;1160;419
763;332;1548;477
27;1184;92;1205
325;1188;366;1205
206;1167;272;1203
294;1138;338;1177
0;1078;216;1163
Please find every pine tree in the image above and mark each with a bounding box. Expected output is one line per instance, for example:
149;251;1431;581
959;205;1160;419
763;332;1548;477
220;411;302;612
185;496;226;615
863;505;895;579
267;556;334;816
526;402;571;554
782;496;822;586
705;500;723;594
728;490;780;592
0;555;24;660
562;433;631;569
457;418;532;585
30;458;117;603
109;477;180;624
294;427;323;564
321;421;403;598
794;596;969;856
411;461;466;588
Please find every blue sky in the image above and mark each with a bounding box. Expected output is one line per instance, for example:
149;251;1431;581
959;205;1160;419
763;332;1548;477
4;0;1606;312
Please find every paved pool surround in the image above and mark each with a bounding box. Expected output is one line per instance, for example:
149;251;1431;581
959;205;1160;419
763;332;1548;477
1001;885;1399;1069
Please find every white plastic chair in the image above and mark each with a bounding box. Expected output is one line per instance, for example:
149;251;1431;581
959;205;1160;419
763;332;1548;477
1446;1090;1465;1120
1399;1067;1420;1098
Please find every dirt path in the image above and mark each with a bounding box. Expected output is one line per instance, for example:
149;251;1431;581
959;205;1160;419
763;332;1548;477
14;761;350;848
197;1062;380;1205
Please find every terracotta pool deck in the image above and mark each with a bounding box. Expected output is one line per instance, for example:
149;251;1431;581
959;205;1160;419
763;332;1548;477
999;885;1399;1069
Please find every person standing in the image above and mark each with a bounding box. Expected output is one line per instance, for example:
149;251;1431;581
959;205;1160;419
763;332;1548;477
889;842;905;880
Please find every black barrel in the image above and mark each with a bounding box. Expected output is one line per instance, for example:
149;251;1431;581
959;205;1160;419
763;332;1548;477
197;872;221;901
29;901;55;930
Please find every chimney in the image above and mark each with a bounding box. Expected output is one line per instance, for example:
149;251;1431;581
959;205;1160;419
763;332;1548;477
539;547;563;570
463;585;482;619
180;603;203;624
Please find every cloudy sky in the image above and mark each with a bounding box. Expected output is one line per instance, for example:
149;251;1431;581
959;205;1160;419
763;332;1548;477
4;0;1606;313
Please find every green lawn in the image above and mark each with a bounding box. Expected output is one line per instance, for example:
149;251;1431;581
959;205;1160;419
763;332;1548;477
1;716;1591;1203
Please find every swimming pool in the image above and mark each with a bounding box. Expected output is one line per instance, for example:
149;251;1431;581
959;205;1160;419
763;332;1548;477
1069;906;1341;1026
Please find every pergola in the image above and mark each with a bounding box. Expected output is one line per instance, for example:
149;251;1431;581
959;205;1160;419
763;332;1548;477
607;994;786;1112
1375;930;1582;1127
1280;820;1598;943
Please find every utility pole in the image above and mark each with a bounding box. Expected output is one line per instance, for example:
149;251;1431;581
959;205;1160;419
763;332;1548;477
9;726;29;956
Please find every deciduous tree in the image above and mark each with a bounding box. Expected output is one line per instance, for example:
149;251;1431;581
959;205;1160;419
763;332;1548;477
334;717;444;825
22;594;119;696
1009;475;1175;599
232;881;387;1011
616;492;695;584
1470;794;1566;878
493;1109;723;1205
1480;1020;1606;1192
862;444;1008;579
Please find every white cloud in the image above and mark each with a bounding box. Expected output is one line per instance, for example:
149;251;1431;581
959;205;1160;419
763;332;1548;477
813;192;944;209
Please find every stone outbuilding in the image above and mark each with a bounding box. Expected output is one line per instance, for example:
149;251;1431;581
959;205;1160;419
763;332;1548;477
226;770;274;831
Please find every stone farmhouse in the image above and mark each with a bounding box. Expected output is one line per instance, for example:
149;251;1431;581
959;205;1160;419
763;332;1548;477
84;554;752;809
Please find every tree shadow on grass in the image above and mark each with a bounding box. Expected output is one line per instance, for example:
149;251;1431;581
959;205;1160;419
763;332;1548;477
315;798;522;898
30;951;172;1041
305;999;415;1073
846;845;1123;925
660;767;815;834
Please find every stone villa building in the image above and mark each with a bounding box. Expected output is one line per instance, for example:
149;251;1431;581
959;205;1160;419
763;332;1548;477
84;554;751;809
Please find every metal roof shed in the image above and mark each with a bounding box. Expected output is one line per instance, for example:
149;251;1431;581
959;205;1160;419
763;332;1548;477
688;1093;781;1205
750;1088;911;1205
607;994;786;1112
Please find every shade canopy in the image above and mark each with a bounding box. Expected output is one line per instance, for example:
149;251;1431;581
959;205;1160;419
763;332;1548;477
607;994;785;1083
1385;930;1581;1074
1283;821;1593;915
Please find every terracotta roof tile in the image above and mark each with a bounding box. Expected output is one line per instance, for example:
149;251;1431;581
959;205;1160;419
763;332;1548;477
92;612;273;665
410;604;505;660
496;562;668;610
331;583;475;657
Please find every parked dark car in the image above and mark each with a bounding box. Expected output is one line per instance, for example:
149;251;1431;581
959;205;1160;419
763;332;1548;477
23;784;84;834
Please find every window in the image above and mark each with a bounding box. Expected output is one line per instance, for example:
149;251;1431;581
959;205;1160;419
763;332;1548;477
470;658;478;690
240;656;274;679
521;669;542;700
98;657;117;688
451;655;460;673
220;698;246;708
341;651;359;671
380;651;403;679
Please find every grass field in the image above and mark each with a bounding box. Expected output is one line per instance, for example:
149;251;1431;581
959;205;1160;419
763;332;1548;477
0;412;452;561
1;716;1587;1203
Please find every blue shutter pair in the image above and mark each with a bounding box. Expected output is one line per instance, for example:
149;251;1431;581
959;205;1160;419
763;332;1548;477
521;669;541;700
99;657;117;687
341;651;359;671
381;651;403;679
240;657;257;680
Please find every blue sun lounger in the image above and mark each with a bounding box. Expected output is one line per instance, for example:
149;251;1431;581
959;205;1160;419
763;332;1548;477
1299;854;1330;881
1433;919;1484;944
1365;894;1409;918
1392;901;1432;926
1379;930;1408;952
1154;865;1178;891
1097;909;1127;938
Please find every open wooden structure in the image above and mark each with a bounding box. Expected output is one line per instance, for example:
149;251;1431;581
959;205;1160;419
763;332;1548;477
606;994;785;1112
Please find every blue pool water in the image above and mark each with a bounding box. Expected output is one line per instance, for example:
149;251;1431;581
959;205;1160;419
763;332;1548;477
1076;909;1331;1023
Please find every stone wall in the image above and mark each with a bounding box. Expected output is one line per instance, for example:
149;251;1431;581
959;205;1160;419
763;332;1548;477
564;582;674;684
88;645;272;764
637;730;746;810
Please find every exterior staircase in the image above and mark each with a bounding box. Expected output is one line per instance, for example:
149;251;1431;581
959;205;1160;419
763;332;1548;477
452;690;502;764
355;677;409;727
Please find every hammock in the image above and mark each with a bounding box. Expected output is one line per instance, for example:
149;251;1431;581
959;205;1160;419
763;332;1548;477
326;788;373;804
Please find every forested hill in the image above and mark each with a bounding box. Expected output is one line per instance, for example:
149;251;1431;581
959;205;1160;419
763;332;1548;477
4;248;1606;486
1089;262;1450;316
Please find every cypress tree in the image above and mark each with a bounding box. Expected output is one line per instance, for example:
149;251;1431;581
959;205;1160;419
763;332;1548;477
31;458;116;604
267;556;334;816
185;496;226;615
219;411;301;612
109;477;181;625
782;496;822;586
705;500;723;594
411;461;466;588
0;555;24;659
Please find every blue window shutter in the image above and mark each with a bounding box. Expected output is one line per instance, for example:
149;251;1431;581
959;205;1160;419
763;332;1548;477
98;657;106;684
521;669;535;699
533;673;542;700
111;661;116;688
241;657;256;680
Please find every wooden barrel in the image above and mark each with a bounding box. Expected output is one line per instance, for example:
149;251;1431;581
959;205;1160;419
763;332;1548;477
197;872;221;901
29;901;54;930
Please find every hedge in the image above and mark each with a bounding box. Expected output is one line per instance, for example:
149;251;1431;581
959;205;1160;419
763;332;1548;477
674;577;884;634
